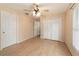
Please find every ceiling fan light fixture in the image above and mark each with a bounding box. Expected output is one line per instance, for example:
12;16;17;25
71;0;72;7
33;11;36;16
32;3;41;17
36;11;41;17
32;11;41;17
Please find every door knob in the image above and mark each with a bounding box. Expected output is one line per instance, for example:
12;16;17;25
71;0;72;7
3;32;5;34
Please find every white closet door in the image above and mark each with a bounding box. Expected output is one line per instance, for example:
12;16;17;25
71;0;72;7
41;17;62;41
46;20;52;39
34;20;40;36
51;18;62;40
42;20;49;39
1;11;17;49
1;11;6;49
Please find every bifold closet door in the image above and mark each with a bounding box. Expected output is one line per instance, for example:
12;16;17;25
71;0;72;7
51;18;62;40
41;17;62;41
1;11;17;49
34;20;40;37
41;19;50;39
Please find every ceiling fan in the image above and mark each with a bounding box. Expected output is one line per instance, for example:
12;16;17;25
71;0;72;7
24;3;40;16
24;3;49;17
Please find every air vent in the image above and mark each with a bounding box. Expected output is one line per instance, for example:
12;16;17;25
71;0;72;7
25;13;29;15
44;9;49;12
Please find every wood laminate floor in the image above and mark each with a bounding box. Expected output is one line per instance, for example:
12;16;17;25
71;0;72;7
0;37;71;56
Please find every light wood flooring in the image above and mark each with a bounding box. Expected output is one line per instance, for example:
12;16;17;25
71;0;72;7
0;37;71;56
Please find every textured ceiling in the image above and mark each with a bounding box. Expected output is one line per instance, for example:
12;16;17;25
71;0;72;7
0;3;72;14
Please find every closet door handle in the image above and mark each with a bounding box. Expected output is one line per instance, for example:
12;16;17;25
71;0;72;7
3;32;5;34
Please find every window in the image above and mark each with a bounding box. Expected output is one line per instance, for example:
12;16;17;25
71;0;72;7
73;5;79;51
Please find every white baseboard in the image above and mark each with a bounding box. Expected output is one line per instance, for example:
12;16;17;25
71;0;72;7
17;36;34;44
0;36;34;50
0;47;3;50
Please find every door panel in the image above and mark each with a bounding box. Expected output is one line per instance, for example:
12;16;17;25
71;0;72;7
34;20;40;37
1;11;6;48
41;17;62;41
51;18;62;40
1;11;17;49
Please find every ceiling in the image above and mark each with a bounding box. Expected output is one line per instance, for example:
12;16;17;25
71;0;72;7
0;3;72;14
39;3;72;13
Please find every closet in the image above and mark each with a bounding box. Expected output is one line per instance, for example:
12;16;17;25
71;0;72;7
40;16;62;41
0;11;17;49
34;18;40;37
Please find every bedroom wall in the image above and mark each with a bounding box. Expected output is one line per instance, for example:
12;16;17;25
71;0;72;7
64;4;79;55
17;13;34;43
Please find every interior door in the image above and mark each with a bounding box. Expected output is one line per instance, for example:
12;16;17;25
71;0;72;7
1;11;17;49
34;20;40;37
51;18;62;40
41;19;49;39
41;17;62;41
46;20;52;39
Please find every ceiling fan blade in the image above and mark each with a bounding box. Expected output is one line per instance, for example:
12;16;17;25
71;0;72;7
24;9;33;12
